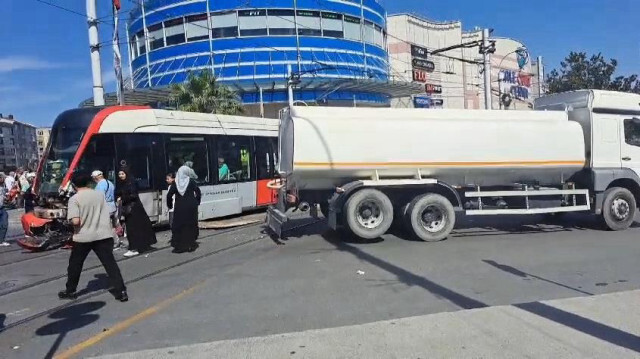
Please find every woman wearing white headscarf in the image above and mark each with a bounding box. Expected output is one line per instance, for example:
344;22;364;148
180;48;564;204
167;165;201;253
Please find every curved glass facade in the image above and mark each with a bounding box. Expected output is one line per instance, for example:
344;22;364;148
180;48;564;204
127;0;390;107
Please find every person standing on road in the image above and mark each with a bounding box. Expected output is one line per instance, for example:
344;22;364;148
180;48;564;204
166;173;175;229
23;173;36;213
92;170;122;248
58;172;128;302
116;167;157;257
167;165;201;253
0;174;10;247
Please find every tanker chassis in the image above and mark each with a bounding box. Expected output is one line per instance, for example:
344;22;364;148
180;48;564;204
267;90;640;241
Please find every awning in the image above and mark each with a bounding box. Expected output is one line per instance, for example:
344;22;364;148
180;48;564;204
79;78;423;108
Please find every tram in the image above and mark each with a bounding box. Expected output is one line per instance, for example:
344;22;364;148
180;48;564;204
19;106;280;251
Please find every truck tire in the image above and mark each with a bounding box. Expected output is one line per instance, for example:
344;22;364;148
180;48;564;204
343;189;393;239
601;187;636;231
406;193;455;242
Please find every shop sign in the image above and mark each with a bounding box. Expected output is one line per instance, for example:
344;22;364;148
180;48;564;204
412;69;429;82
412;58;435;72
425;83;442;94
411;45;429;59
413;95;431;108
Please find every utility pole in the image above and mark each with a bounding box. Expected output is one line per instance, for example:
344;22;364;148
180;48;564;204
537;55;544;98
481;28;492;110
87;0;105;106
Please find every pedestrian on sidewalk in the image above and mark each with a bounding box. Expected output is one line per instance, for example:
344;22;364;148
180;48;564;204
92;170;122;249
167;165;201;253
116;166;157;257
0;174;10;247
58;172;128;302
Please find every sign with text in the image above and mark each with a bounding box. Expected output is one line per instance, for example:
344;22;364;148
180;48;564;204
413;95;431;108
411;45;429;59
412;69;429;83
431;98;444;106
412;58;435;72
425;83;442;94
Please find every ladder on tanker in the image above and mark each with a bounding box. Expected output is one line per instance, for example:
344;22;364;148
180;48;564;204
464;184;591;215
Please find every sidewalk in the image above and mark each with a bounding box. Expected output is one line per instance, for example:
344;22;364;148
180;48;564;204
91;289;640;358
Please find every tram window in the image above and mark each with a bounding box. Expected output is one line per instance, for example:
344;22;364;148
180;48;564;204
216;136;251;183
166;137;211;185
76;134;116;185
115;134;159;190
255;137;278;180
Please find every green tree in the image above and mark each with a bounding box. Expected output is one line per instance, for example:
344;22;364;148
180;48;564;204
170;70;243;114
547;52;640;94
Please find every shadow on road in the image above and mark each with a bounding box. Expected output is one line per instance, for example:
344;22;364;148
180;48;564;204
515;301;640;353
35;301;105;359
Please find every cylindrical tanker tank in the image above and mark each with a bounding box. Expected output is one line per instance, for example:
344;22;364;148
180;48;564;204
279;106;586;190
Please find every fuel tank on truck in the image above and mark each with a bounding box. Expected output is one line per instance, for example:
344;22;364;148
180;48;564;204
278;106;586;190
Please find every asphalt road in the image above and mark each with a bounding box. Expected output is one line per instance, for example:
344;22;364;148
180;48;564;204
0;211;639;358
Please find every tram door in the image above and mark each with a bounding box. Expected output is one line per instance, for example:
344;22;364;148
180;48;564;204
115;134;165;222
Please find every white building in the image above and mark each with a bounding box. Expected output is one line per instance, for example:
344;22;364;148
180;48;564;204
388;14;544;110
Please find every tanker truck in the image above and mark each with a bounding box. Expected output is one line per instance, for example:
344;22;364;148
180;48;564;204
266;90;640;241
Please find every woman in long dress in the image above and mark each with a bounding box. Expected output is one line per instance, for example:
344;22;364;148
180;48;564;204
167;166;201;253
116;167;157;257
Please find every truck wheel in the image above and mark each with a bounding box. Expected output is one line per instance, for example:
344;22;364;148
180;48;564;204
343;189;393;239
601;187;636;231
407;194;455;242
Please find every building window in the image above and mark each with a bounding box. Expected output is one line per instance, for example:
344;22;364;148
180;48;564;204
297;10;321;36
267;9;295;35
364;20;375;44
344;15;361;41
136;31;146;55
216;136;251;183
164;18;185;46
212;11;238;38
148;23;165;50
130;35;138;58
321;12;343;38
374;25;384;47
166;137;211;185
186;14;209;41
238;9;267;36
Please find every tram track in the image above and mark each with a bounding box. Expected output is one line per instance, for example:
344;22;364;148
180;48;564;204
0;223;261;298
0;248;63;267
0;218;320;334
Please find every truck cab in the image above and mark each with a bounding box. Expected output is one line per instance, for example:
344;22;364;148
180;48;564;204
534;90;640;220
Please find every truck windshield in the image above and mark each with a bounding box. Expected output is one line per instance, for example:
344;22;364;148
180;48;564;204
39;125;86;194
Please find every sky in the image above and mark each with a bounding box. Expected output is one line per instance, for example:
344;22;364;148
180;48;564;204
1;0;638;127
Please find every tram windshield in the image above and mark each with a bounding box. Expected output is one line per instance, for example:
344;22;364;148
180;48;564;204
39;123;86;194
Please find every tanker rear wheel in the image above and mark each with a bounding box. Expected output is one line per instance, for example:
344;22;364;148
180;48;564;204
343;189;393;239
601;187;636;231
406;193;455;242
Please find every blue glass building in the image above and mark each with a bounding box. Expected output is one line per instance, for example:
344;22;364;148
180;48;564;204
125;0;410;113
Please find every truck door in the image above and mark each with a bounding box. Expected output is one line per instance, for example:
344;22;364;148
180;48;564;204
619;117;640;176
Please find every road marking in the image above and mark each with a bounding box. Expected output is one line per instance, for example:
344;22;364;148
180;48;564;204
53;280;207;359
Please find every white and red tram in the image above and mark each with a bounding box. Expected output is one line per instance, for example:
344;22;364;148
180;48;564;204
20;106;279;250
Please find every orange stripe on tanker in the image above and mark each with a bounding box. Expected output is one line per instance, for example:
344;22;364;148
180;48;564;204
293;160;586;168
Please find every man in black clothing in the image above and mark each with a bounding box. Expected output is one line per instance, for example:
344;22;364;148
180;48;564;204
58;172;128;302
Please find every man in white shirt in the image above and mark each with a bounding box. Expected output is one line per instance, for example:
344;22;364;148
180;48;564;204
58;172;128;302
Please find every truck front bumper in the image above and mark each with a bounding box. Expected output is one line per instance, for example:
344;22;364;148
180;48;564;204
266;206;289;238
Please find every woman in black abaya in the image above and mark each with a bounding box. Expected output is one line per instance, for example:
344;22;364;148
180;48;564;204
116;167;157;257
167;165;201;253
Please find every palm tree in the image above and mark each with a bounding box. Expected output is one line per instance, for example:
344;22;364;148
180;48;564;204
170;70;243;115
